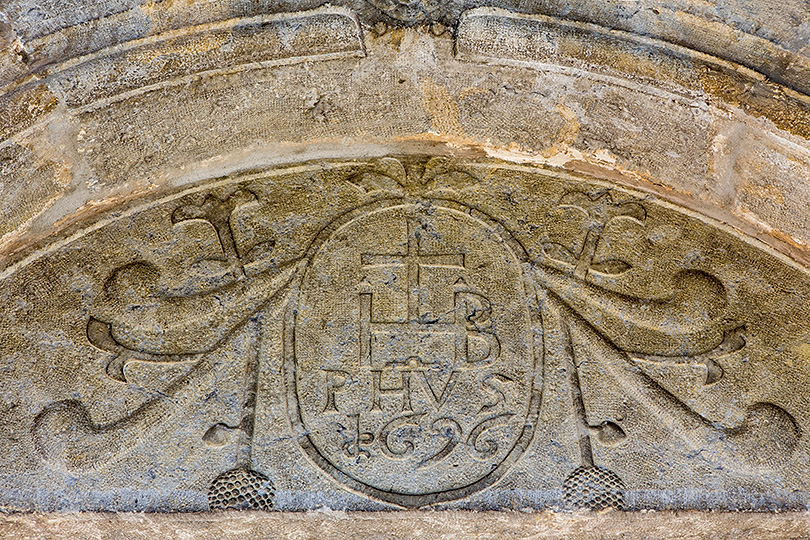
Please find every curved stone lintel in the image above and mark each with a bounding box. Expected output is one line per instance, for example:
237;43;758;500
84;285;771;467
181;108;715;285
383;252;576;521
3;0;810;517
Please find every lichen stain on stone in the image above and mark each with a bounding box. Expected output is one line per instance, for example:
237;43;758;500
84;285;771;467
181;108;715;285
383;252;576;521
420;77;465;139
130;32;230;64
557;31;699;90
698;65;810;140
0;84;59;141
381;27;407;49
741;182;785;205
542;99;581;158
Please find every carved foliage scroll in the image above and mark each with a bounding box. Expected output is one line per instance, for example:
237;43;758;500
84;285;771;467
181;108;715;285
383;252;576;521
17;157;807;511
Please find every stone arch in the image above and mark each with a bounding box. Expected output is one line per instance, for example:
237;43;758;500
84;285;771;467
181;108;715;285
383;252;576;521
2;0;810;514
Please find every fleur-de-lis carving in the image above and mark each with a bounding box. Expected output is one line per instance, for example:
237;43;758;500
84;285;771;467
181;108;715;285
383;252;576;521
30;159;798;506
33;179;306;473
347;156;478;197
544;191;646;279
172;188;276;275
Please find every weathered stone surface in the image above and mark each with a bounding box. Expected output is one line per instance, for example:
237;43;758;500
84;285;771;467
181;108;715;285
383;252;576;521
6;510;810;539
2;0;810;522
49;8;365;108
3;0;810;97
2;9;810;269
0;83;59;141
2;157;810;512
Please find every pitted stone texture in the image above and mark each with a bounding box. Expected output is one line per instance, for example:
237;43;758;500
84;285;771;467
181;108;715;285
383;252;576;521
3;158;810;512
4;511;810;539
2;0;809;82
2;23;810;275
2;0;810;519
563;466;626;511
208;469;275;511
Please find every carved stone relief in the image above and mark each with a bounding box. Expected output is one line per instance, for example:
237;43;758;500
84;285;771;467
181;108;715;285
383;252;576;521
2;157;810;512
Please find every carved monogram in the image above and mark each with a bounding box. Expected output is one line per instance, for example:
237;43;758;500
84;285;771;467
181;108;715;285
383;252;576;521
287;201;539;505
29;158;801;510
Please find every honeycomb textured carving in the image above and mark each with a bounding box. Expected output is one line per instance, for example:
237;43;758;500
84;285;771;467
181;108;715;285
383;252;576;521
208;468;275;511
563;466;626;511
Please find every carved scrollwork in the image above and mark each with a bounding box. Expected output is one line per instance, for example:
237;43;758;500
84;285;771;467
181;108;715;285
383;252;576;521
34;195;302;470
25;158;804;511
530;189;798;505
